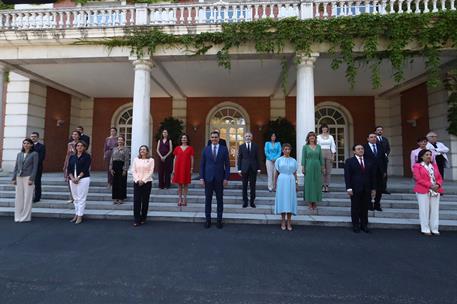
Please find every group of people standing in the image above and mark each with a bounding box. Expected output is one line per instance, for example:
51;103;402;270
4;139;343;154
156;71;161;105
10;123;450;235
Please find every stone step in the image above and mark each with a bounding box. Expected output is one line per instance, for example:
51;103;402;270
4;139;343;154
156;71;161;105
1;206;457;230
1;191;457;209
0;179;441;194
2;185;457;202
2;198;457;220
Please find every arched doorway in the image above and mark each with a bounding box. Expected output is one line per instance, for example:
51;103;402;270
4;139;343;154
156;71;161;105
207;103;250;171
111;104;153;148
315;104;353;171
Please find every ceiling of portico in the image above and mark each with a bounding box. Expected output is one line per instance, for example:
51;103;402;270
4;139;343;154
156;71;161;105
14;53;456;99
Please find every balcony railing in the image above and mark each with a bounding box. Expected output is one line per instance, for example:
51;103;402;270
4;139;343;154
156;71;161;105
0;0;454;30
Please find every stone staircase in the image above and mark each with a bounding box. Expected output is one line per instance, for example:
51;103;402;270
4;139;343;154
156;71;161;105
1;173;457;230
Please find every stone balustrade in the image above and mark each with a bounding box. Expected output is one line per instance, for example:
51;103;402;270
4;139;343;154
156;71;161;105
0;0;454;30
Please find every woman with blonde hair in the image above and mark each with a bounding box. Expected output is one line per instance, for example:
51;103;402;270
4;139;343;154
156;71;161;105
302;131;324;211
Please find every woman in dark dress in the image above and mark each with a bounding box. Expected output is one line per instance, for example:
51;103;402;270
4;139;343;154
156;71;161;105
156;129;173;189
110;136;130;204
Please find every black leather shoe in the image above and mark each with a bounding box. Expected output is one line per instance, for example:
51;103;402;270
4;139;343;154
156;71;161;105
250;203;256;208
204;220;211;229
368;204;374;211
374;207;383;212
242;202;248;208
383;191;391;194
216;220;223;229
353;227;361;233
361;227;371;233
33;199;40;203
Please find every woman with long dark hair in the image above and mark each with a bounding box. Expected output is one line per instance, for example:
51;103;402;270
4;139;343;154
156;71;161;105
132;145;155;227
110;136;130;204
156;129;173;189
172;134;194;206
12;138;38;222
264;132;282;192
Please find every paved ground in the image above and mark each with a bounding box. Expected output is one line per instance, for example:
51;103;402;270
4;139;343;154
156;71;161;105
1;218;456;304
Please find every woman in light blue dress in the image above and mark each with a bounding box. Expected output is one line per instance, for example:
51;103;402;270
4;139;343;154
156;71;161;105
274;143;298;231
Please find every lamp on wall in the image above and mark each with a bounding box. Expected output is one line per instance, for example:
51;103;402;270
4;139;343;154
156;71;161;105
406;119;417;127
56;119;65;127
192;124;199;132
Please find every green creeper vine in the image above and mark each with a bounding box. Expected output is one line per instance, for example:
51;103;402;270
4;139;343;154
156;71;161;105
0;1;14;10
446;69;457;136
77;11;457;90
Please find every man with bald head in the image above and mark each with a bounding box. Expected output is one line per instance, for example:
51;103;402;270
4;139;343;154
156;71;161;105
426;131;449;178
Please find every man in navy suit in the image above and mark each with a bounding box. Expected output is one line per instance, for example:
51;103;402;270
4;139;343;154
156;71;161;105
363;133;387;211
344;144;376;233
30;132;46;203
200;131;230;229
206;129;227;147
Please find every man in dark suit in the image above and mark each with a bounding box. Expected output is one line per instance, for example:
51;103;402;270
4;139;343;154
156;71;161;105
70;126;90;149
344;144;376;233
30;132;46;203
363;133;387;211
200;131;230;229
375;126;391;194
206;129;227;147
237;132;261;208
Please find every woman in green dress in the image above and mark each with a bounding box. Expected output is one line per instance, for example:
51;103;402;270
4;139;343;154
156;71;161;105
301;132;324;211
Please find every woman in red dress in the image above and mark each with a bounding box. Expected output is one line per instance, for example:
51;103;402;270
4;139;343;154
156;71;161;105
172;134;194;206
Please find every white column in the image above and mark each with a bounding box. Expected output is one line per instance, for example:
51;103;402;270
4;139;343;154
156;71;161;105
296;54;318;168
131;59;152;158
0;66;5;172
1;72;47;171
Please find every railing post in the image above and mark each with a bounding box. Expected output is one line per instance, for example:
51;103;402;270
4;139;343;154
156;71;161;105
135;3;148;25
300;0;314;19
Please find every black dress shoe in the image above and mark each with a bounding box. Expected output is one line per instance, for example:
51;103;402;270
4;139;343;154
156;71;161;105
368;204;374;211
216;220;223;229
353;227;361;233
374;207;383;212
204;221;211;229
361;227;371;233
33;199;40;203
250;203;256;208
242;202;248;208
383;191;391;194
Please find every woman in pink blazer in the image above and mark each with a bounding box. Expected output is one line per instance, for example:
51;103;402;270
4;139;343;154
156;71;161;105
412;149;443;236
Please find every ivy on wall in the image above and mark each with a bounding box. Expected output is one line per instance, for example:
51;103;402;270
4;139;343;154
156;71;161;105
78;11;457;91
0;1;14;10
446;69;457;136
